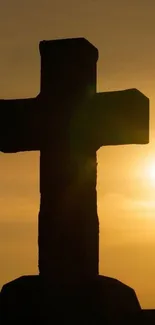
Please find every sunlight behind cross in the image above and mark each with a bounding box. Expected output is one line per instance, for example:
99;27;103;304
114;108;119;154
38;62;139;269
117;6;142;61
144;157;155;185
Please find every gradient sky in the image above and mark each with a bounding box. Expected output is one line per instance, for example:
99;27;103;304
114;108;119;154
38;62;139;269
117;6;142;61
0;0;155;309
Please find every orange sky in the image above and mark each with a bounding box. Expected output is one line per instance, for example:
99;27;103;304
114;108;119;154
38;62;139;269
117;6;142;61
0;0;155;309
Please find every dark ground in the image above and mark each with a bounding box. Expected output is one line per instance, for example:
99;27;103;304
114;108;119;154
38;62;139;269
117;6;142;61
0;274;150;324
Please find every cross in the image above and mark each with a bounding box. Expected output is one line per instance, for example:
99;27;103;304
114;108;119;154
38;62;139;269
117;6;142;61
0;38;149;288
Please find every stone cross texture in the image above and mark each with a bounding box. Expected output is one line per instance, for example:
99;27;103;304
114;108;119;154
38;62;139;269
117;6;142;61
0;38;149;288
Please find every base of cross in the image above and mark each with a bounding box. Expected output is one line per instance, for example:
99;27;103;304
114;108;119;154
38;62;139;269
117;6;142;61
0;274;145;324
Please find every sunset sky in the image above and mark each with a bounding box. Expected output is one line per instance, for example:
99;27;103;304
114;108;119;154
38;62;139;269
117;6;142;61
0;0;155;309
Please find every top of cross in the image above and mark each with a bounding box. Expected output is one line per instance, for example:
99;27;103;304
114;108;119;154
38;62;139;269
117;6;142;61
39;37;99;63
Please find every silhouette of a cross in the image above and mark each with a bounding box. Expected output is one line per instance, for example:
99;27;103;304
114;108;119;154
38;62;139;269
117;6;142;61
0;38;149;287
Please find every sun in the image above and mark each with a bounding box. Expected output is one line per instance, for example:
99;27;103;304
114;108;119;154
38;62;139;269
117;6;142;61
143;158;155;184
147;163;155;181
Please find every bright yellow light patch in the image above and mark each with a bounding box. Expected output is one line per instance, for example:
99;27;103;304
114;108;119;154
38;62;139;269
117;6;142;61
145;160;155;182
133;152;155;190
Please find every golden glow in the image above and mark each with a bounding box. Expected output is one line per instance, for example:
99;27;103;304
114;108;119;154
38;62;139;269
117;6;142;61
145;161;155;182
141;155;155;188
0;0;155;309
133;151;155;189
